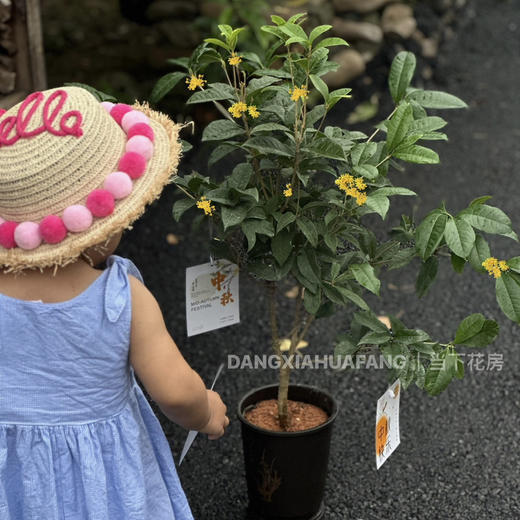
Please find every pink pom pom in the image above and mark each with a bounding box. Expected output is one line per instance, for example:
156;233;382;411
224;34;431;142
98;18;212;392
127;123;154;142
121;110;150;133
110;104;133;125
86;189;115;217
14;222;42;250
100;102;115;113
63;205;93;232
118;152;146;179
40;215;67;244
125;135;154;161
0;221;18;249
104;171;133;199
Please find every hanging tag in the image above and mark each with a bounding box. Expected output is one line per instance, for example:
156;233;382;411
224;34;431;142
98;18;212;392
185;259;239;337
375;379;401;469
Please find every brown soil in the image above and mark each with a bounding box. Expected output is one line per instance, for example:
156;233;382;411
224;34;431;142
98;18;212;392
244;398;328;432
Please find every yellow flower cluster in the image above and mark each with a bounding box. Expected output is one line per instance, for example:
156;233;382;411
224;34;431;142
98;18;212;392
228;102;260;119
283;183;293;198
289;85;310;102
482;257;509;278
228;52;243;66
196;196;216;216
186;74;206;91
335;174;367;206
248;105;260;118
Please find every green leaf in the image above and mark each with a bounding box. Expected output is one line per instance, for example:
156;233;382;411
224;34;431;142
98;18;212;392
371;187;417;197
251;123;289;134
362;194;390;220
393;145;440;164
393;329;430;344
297;250;320;284
334;337;359;358
272;231;293;265
303;287;321;314
409;116;447;134
407;89;468;109
314;37;349;51
279;22;308;43
334;286;369;310
386;102;413;151
181;140;193;153
496;271;520;323
415;211;448;260
228;163;253;190
505;256;520;274
208;143;237;167
309;24;332;43
351;142;377;166
64;82;117;102
353;310;390;332
453;313;499;347
150;72;186;104
187;83;235;104
444;216;475;258
305;134;346;161
172;198;196;222
425;349;458;396
221;205;249;230
450;252;466;273
358;330;392;345
350;263;380;295
296;217;319;247
459;204;513;236
387;247;416;270
243;137;293;157
389;51;416;103
468;234;491;273
270;15;286;25
353;164;379;180
202;120;244;141
416;256;438;297
246;76;280;96
166;57;190;69
276;212;296;233
310;74;329;102
203;37;230;51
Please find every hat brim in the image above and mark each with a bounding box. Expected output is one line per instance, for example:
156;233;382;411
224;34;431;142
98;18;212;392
0;102;183;273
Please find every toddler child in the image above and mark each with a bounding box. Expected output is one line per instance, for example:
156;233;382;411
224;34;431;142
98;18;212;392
0;86;228;519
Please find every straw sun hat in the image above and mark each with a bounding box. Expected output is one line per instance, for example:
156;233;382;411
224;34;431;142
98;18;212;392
0;86;182;273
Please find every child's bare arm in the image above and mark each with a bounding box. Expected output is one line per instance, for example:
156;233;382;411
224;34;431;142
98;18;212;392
128;276;228;438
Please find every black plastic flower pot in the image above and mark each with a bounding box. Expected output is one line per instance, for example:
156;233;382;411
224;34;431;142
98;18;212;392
237;384;339;520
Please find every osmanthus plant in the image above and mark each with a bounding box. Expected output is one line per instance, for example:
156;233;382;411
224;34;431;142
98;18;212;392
152;14;519;427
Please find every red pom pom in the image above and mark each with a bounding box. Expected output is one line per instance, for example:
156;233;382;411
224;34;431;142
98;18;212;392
40;215;67;244
86;189;115;217
118;152;146;179
127;123;155;142
0;221;18;249
110;104;133;125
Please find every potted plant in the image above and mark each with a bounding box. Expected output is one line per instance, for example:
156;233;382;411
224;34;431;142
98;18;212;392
152;13;520;519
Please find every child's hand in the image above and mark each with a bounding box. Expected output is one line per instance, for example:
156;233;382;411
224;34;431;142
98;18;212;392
199;390;229;440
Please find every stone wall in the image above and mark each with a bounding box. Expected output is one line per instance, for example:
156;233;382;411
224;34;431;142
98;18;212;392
0;0;15;95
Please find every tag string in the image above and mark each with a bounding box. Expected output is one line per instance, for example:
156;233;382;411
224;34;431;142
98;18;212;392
208;218;216;267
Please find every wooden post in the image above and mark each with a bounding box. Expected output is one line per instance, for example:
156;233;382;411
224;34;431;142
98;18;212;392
0;0;47;109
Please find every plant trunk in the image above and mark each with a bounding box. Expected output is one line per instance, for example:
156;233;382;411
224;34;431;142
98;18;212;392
277;362;291;429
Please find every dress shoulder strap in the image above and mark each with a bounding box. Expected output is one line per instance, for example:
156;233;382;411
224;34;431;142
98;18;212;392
103;255;144;323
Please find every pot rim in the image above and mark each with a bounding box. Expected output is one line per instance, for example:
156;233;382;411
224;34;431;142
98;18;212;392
237;383;339;437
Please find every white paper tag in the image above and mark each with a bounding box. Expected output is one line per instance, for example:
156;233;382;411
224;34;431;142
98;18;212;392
375;378;401;469
185;260;240;337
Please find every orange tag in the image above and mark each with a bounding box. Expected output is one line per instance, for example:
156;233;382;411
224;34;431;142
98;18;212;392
375;379;401;469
